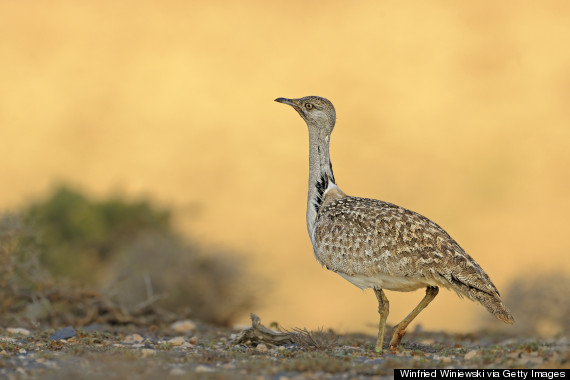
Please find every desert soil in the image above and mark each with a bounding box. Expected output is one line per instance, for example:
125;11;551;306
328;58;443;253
0;319;568;380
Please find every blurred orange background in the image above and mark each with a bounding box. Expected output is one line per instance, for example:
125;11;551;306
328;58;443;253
1;1;569;334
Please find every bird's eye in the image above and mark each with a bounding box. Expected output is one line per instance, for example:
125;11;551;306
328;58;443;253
305;103;313;110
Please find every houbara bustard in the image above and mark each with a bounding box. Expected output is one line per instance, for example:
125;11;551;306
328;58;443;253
275;96;514;353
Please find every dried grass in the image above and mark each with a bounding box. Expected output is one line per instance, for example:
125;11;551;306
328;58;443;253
289;327;338;350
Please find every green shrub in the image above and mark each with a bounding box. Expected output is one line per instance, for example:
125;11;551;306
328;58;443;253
14;185;257;326
24;186;171;284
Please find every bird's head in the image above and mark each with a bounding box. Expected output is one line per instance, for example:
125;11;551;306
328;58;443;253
275;96;336;134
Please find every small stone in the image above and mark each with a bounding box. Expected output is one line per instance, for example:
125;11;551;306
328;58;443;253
256;343;268;352
464;350;478;360
171;320;197;333
49;326;77;341
168;336;185;346
188;336;198;345
124;334;144;344
195;365;215;373
169;368;186;376
7;328;31;336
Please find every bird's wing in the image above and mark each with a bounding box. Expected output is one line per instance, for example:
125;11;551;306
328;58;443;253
313;196;499;296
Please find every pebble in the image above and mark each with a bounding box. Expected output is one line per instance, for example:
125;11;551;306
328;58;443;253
171;320;197;333
256;343;268;352
195;364;215;373
7;328;31;336
168;336;185;346
124;334;144;344
49;326;77;341
188;336;198;345
464;350;478;360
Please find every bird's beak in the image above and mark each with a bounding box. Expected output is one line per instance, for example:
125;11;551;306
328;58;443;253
275;97;300;108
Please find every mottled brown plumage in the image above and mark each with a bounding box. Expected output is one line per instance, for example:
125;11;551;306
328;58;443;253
314;196;513;323
275;95;514;353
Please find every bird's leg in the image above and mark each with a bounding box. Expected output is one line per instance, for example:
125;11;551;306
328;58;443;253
389;286;439;350
373;288;389;353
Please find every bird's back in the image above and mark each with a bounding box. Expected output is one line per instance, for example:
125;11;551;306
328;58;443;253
312;195;514;323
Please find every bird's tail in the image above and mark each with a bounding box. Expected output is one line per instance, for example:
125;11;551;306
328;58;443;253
467;287;515;324
446;278;515;324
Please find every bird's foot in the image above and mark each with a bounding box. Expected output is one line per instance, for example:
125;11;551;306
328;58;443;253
374;334;384;354
374;345;383;354
389;328;406;350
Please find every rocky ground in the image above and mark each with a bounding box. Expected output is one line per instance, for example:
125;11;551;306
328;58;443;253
0;316;568;380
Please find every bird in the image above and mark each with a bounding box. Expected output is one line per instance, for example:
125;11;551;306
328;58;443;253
275;96;514;353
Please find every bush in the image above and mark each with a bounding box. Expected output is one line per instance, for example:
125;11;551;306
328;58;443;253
108;232;256;326
7;186;257;326
0;213;50;314
24;186;171;285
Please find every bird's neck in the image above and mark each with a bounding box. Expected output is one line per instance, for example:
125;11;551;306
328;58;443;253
307;129;336;236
